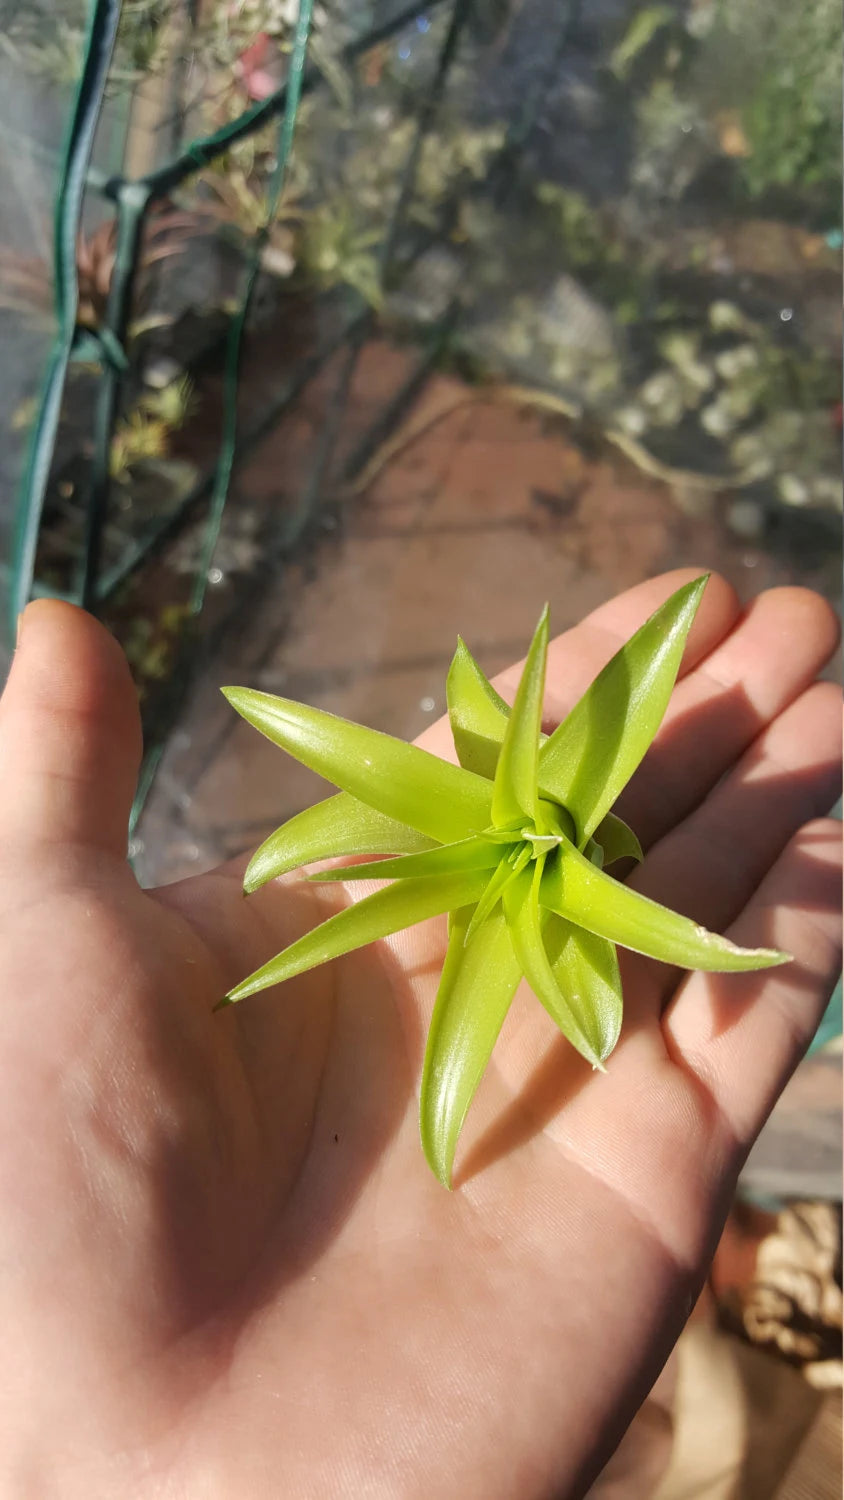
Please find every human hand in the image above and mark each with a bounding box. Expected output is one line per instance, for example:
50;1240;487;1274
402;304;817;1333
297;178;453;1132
0;571;838;1498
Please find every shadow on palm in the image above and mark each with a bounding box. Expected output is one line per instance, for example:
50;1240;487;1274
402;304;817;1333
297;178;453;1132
147;865;430;1320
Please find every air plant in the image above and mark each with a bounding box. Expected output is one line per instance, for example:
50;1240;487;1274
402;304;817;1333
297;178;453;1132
0;207;200;330
197;166;304;278
110;376;195;480
220;578;788;1187
298;200;383;307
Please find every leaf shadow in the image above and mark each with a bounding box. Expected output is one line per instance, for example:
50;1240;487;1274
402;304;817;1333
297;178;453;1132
455;1029;596;1186
146;873;425;1350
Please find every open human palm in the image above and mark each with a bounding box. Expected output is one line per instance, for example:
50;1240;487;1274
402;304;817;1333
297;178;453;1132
0;570;839;1499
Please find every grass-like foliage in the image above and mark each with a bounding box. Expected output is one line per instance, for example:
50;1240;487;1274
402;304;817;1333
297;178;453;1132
220;578;788;1186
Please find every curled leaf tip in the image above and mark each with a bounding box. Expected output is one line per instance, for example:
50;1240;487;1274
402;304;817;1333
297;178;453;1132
751;947;792;968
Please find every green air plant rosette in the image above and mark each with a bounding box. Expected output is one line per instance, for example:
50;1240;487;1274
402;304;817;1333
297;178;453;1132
219;578;789;1187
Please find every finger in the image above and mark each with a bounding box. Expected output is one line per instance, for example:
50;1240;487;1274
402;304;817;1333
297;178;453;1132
417;568;740;761
629;681;841;1006
663;817;842;1146
617;587;840;849
0;601;142;860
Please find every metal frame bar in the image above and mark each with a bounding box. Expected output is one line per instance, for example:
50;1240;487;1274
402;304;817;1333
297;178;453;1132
80;180;151;608
7;0;122;635
188;0;316;619
93;299;371;602
10;0;498;829
10;0;455;638
132;0;453;201
96;0;475;612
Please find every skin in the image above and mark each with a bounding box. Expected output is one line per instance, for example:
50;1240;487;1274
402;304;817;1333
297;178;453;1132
0;569;839;1499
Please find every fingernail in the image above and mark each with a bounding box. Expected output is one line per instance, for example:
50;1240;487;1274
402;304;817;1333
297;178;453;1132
15;611;25;648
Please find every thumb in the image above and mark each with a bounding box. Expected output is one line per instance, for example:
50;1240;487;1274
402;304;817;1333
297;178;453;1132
0;602;142;860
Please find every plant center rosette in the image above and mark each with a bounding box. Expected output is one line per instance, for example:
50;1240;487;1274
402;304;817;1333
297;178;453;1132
219;577;788;1186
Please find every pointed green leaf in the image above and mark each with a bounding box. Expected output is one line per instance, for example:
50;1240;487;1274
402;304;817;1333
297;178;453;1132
539;798;577;842
465;845;530;943
307;835;502;883
440;903;476;991
540;843;789;972
584;838;604;868
445;641;648;859
545;915;623;1061
501;867;604;1066
222;687;492;844
538;577;708;844
447;637;511;777
420;905;523;1188
244;792;436;893
491;606;549;830
220;867;492;1007
593;811;643;867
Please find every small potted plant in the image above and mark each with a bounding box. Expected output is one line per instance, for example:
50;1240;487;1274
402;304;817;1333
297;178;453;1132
219;577;787;1186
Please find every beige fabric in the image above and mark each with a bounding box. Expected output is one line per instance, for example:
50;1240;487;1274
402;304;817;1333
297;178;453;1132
652;1317;749;1500
588;1303;831;1500
588;1192;842;1499
586;1354;677;1499
776;1396;842;1500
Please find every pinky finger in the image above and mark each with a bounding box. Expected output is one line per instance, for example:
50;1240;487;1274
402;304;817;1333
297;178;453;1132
663;817;841;1148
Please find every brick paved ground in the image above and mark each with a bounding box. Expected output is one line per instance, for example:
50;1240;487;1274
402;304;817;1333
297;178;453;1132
133;340;839;889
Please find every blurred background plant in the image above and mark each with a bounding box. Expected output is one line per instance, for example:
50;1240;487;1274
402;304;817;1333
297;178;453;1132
110;375;195;480
297;199;383;305
0;0;175;91
699;0;840;212
0;205;199;332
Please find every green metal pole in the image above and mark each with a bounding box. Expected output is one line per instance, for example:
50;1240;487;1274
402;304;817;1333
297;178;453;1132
80;181;151;610
8;0;123;638
189;0;316;618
